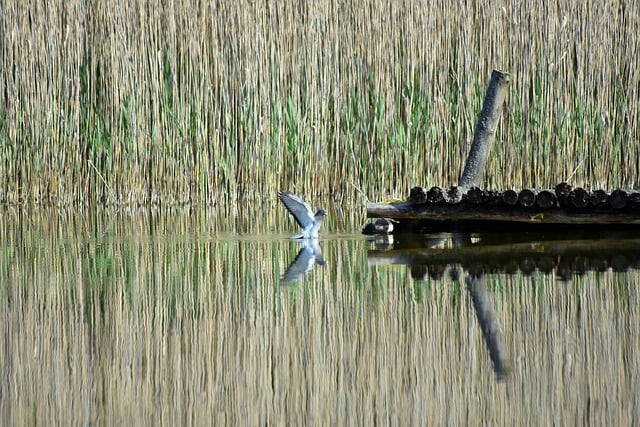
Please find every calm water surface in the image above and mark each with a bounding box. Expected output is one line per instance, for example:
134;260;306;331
1;206;639;425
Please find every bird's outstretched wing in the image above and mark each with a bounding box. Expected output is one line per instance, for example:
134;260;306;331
278;191;315;229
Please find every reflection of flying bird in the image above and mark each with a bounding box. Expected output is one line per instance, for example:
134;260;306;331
281;239;326;284
278;191;327;239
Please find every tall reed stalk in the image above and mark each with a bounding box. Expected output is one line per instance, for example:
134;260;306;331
0;0;638;205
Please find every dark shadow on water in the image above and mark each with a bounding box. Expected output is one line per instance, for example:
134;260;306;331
367;226;640;381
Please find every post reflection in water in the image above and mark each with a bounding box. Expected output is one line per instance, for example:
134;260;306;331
466;275;510;381
368;228;640;382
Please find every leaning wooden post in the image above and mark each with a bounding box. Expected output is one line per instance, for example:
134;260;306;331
459;70;511;189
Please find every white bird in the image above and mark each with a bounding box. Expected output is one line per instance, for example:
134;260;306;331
278;191;327;239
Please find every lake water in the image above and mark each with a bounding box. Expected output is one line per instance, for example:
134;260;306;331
1;206;639;425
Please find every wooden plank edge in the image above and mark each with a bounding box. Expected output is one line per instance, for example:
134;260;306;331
366;202;640;225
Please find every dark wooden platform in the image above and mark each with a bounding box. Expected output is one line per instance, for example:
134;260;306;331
365;72;639;232
366;184;640;228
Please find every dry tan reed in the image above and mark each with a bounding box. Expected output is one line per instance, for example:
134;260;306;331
0;0;638;205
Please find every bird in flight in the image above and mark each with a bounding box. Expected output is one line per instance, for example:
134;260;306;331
278;191;327;239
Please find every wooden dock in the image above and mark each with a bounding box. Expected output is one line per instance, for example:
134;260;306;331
364;70;639;231
367;183;640;228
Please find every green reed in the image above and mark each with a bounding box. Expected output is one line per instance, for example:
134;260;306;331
0;0;638;205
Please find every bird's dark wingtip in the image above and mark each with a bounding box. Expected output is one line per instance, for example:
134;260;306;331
278;190;294;202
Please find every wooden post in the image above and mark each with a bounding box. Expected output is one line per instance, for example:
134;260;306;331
502;189;519;206
591;189;609;207
555;182;572;207
459;70;511;189
467;187;486;204
518;188;537;207
427;186;446;204
536;189;557;208
409;186;428;204
570;187;591;208
610;189;629;209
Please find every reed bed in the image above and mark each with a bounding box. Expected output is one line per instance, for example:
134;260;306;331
0;0;638;205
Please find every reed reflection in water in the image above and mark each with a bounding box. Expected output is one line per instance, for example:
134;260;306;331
0;207;638;425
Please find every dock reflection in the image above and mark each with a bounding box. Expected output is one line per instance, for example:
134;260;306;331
368;230;640;279
367;229;640;380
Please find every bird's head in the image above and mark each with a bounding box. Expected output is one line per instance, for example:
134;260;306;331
315;209;327;218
